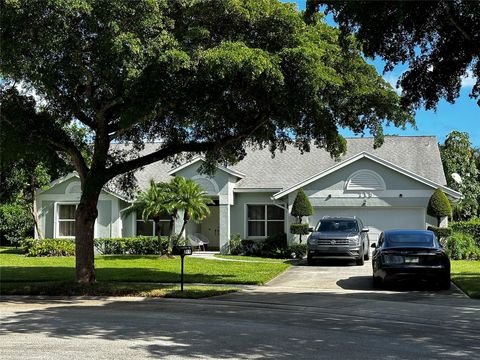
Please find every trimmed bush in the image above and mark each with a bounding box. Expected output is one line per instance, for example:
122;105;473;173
427;188;452;225
94;236;169;255
22;238;75;257
288;243;307;259
451;218;480;246
427;226;452;243
290;223;310;235
240;239;264;257
445;233;479;260
291;189;313;219
229;234;242;255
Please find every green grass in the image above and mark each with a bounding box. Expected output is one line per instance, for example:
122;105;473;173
0;247;290;286
214;255;292;263
451;260;480;299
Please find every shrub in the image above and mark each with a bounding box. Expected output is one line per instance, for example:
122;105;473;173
94;236;169;255
22;238;75;257
427;226;452;244
427;188;452;225
444;233;479;260
261;233;288;258
288;243;307;259
229;234;242;255
290;223;310;235
0;203;34;246
240;239;264;256
451;218;480;246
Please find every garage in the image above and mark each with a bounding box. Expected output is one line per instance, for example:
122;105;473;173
310;207;426;242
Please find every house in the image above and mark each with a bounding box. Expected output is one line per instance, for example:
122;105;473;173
35;136;462;252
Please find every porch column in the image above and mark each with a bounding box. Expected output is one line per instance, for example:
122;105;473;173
219;194;230;254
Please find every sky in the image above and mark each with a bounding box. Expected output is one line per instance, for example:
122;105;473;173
286;1;480;147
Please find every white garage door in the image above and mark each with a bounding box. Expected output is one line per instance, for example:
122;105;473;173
310;207;425;242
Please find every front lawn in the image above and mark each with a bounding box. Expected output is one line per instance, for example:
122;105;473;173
214;255;291;263
0;247;290;289
451;260;480;299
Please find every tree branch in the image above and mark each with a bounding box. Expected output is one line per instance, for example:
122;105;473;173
444;1;479;52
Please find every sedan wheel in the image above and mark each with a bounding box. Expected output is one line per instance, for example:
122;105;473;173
438;276;451;290
372;275;382;288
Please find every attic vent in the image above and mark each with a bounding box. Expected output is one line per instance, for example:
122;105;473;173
345;170;386;191
194;177;219;194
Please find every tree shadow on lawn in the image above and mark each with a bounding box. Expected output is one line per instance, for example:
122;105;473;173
0;266;240;284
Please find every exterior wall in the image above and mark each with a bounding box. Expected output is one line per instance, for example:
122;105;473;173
175;162;237;252
230;192;291;242
36;176;123;239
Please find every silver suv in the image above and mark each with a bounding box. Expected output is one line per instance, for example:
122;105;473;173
307;217;370;266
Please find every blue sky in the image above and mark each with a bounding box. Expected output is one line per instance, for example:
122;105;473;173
286;1;480;147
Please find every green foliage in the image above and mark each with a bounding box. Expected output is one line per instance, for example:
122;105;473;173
440;131;480;220
229;234;243;255
288;243;307;259
427;188;452;224
94;237;169;255
1;0;412;282
445;233;480;260
261;233;288;258
0;203;34;245
22;238;75;257
290;223;310;235
427;226;453;242
291;189;313;221
451;218;480;246
240;239;265;257
307;1;480;110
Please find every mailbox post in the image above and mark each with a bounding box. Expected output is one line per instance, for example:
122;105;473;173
175;246;192;291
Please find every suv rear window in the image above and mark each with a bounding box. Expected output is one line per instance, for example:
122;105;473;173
317;220;358;232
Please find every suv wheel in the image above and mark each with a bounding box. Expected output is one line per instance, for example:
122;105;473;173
364;243;370;260
356;247;365;266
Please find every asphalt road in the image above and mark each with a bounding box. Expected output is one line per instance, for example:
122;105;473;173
1;261;480;359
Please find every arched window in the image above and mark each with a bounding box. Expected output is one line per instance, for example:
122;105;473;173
65;181;82;194
192;176;219;194
345;170;386;191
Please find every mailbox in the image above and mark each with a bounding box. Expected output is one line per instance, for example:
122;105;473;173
175;246;192;256
174;245;192;291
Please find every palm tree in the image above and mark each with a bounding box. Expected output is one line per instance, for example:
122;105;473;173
125;179;173;244
172;177;213;239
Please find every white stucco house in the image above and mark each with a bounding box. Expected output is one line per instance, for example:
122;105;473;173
35;136;462;251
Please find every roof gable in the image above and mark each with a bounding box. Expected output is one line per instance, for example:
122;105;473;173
272;152;462;200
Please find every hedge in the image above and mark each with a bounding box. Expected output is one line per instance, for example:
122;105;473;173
94;236;169;255
290;223;310;235
427;226;453;241
445;233;480;260
22;238;75;257
451;218;480;246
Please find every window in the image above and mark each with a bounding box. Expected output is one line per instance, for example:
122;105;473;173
136;211;170;236
247;205;285;237
58;204;76;237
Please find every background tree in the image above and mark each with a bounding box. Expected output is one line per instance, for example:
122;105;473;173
1;0;412;283
290;188;313;243
428;188;452;226
306;0;480;109
440;131;480;220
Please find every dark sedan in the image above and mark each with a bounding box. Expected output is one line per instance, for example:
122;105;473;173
372;230;451;289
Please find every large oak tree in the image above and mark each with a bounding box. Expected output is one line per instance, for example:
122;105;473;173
1;0;412;283
307;0;480;109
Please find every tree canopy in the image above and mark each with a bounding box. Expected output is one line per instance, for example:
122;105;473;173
307;0;480;109
0;0;412;282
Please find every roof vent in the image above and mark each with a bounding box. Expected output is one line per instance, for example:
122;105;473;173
345;170;386;191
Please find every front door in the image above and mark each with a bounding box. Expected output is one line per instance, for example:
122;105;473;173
200;205;220;247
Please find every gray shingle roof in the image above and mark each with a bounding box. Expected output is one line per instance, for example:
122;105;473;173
122;136;446;192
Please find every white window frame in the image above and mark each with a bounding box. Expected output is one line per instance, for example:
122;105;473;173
54;202;97;239
245;204;285;239
134;212;171;237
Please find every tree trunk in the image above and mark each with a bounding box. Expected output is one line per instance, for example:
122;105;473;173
178;220;188;241
31;188;43;239
75;185;101;284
